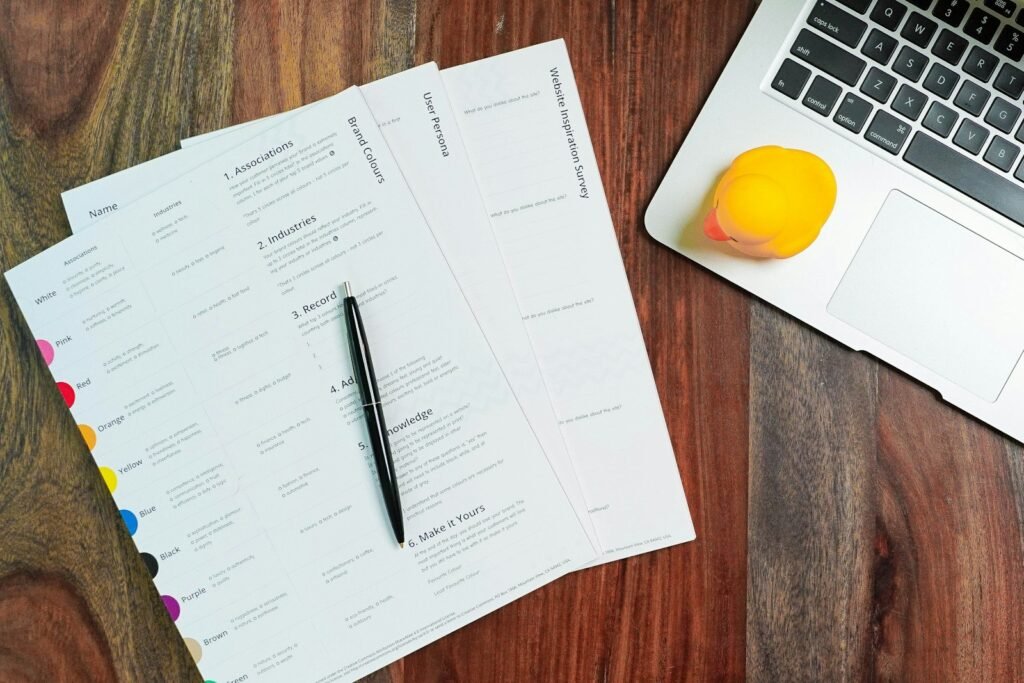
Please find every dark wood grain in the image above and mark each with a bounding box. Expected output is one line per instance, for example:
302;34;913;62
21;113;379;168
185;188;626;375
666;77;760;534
873;372;1024;680
2;1;1021;681
746;304;878;681
0;1;233;681
746;297;1024;682
0;572;117;682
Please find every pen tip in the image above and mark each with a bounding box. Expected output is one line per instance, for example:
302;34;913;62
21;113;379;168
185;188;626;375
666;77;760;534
399;542;405;549
343;281;352;298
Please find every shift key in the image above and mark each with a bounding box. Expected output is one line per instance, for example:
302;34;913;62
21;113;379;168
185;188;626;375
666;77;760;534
792;29;867;85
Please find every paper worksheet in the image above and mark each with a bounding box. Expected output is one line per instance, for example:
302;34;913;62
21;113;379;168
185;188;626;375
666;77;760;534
11;88;594;682
80;40;695;561
63;64;599;550
180;52;695;561
442;40;695;560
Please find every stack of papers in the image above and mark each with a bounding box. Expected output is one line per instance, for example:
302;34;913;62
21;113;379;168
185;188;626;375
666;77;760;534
7;40;694;682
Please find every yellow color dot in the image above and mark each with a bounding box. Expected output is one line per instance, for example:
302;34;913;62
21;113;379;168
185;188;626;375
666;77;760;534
99;466;117;493
78;424;97;451
184;637;202;663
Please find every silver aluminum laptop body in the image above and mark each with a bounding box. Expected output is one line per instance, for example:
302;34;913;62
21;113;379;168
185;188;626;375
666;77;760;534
647;0;1024;442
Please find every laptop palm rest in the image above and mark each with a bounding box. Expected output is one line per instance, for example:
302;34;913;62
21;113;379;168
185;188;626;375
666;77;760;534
827;191;1024;403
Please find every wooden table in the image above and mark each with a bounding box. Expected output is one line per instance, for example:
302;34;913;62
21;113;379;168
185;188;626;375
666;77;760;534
1;1;1021;680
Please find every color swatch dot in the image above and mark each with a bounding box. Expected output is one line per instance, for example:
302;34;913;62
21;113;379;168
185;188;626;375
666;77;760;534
184;637;203;663
161;595;180;621
141;552;159;578
119;509;138;535
57;381;75;407
79;424;97;451
37;339;54;365
99;466;117;493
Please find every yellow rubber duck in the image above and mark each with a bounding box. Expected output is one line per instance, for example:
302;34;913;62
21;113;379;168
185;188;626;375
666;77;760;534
703;146;836;258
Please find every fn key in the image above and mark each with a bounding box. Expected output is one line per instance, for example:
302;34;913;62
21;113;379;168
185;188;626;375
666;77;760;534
772;58;811;99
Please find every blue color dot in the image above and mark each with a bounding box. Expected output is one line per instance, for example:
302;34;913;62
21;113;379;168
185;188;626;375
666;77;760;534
120;509;138;535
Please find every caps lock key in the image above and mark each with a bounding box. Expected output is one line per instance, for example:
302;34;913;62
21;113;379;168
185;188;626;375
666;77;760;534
807;1;869;48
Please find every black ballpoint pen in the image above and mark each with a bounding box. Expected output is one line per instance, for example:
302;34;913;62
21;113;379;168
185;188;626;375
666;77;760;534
342;282;405;547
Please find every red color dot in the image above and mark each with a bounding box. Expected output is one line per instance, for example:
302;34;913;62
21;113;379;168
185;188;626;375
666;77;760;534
56;382;75;408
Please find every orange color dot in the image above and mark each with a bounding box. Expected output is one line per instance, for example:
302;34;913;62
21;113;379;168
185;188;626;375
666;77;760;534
78;424;97;451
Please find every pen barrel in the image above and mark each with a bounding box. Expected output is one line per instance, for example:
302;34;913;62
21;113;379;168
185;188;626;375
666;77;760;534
344;296;404;544
344;297;381;407
360;400;405;542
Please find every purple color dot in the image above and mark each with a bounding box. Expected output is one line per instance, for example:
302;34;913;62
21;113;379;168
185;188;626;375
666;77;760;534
161;595;180;621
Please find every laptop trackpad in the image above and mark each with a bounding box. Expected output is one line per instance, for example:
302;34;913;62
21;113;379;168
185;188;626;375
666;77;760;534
827;191;1024;402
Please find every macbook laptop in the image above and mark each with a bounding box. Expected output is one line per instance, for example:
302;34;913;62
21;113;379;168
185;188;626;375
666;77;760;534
646;0;1024;442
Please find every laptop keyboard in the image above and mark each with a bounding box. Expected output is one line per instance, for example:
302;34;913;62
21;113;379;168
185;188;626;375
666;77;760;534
772;0;1024;227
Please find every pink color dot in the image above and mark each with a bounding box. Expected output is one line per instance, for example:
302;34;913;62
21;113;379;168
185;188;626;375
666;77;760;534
37;340;54;366
161;595;180;621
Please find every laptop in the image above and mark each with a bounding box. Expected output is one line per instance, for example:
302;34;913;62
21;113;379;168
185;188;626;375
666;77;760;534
646;0;1024;443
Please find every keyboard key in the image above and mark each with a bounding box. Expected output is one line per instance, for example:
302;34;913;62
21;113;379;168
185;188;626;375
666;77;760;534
932;29;968;64
1015;120;1024;143
871;0;909;31
964;8;1001;44
985;0;1017;19
893;45;929;80
835;0;871;12
905;132;1024;226
995;25;1024;61
932;0;970;26
772;58;812;99
834;92;874;132
995;63;1024;97
907;0;932;8
892;84;929;120
963;46;999;82
954;118;990;153
923;101;959;136
861;66;899;102
791;30;867;85
923;62;960;97
986;96;1022;132
984;136;1021;170
862;29;899;63
865;110;913;153
954;80;992;115
803;75;844;115
807;2;869;48
902;12;939;47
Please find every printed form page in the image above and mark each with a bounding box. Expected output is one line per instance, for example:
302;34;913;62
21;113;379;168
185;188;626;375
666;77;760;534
10;88;593;682
64;64;599;550
442;40;695;560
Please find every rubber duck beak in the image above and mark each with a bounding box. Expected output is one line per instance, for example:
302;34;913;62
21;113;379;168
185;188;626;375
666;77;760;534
703;210;730;241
